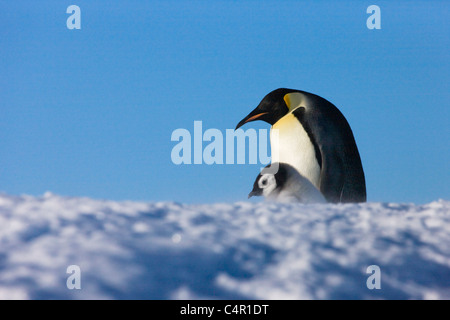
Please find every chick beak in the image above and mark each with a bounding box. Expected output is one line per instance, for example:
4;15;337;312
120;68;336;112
248;191;258;199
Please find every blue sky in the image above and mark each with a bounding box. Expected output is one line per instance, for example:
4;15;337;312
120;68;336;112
1;1;449;204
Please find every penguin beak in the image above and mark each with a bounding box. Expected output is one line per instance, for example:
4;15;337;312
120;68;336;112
235;110;269;130
248;189;262;199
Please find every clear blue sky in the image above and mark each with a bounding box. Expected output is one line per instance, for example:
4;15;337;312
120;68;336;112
1;1;449;204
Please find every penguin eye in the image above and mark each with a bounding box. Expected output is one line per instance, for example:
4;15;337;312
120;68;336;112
261;179;268;186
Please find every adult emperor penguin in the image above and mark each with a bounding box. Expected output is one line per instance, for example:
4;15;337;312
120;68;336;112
236;88;366;203
248;163;327;204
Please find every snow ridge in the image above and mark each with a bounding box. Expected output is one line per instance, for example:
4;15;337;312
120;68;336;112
0;193;449;300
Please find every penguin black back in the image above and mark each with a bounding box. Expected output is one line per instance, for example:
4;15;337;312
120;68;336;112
293;91;366;203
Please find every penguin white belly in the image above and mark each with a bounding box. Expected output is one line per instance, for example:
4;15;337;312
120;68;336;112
270;113;321;189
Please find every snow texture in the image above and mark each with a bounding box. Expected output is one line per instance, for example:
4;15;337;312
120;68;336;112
0;192;449;300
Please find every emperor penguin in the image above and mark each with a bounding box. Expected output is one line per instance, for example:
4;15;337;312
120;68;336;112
236;88;366;203
248;163;327;204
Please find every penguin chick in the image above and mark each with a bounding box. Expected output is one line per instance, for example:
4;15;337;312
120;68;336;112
248;163;327;204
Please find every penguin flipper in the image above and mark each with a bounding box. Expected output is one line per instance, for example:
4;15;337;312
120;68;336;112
293;97;366;203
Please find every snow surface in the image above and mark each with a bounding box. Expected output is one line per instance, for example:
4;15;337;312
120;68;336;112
0;192;449;300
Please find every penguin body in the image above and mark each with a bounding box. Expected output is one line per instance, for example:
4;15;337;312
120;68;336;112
271;110;321;188
248;163;327;204
236;88;366;203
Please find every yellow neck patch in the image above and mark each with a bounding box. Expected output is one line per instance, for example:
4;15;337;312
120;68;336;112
283;92;304;112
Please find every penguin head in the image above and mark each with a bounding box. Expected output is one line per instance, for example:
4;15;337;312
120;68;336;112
248;173;277;199
248;163;288;199
236;88;300;129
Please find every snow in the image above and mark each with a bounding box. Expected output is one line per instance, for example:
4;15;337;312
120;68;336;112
0;192;449;300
